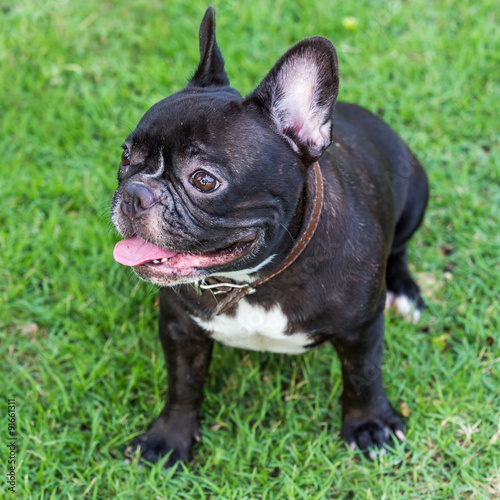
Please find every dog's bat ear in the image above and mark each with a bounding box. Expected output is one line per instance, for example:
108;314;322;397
188;6;230;88
245;37;339;164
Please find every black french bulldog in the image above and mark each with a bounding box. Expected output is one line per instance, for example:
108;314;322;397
111;6;428;467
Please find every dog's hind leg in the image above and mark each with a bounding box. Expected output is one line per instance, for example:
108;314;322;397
385;248;425;323
385;152;428;323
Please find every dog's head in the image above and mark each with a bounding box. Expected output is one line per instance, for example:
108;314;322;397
111;6;339;286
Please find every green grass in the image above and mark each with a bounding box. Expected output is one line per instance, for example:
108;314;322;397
1;0;499;498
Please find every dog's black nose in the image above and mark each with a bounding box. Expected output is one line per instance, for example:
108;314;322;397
121;182;156;219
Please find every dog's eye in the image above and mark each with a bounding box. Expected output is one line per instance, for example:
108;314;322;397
121;148;131;166
190;170;219;193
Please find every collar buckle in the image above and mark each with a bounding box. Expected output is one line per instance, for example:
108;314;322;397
199;279;256;295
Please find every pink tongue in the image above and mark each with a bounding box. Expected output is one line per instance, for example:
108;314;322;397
113;236;176;267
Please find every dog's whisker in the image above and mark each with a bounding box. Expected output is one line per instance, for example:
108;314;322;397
276;221;296;244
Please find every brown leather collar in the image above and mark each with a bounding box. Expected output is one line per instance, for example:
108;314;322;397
200;161;324;315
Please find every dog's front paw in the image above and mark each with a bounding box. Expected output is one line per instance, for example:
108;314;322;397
125;412;200;468
341;406;405;457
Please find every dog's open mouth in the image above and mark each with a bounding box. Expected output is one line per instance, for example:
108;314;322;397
113;234;257;278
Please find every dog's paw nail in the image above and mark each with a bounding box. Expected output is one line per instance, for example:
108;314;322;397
405;311;420;324
411;309;421;324
384;426;391;439
395;429;406;441
385;291;396;311
349;441;356;451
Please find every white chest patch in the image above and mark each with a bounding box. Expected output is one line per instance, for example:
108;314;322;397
192;300;311;354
